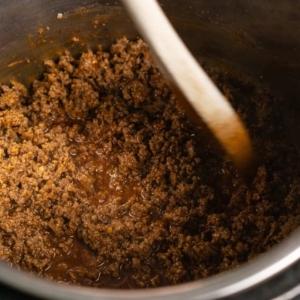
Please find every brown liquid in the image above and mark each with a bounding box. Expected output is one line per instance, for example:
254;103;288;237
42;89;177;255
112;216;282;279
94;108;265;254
42;122;164;288
2;38;299;289
44;237;171;288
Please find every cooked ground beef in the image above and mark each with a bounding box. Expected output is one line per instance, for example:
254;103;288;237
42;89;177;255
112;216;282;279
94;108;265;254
0;37;300;288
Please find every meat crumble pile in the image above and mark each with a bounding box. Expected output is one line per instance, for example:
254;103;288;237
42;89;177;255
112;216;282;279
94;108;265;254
0;37;300;288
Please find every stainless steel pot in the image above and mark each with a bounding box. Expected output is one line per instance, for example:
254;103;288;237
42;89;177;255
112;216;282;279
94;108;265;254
1;1;300;299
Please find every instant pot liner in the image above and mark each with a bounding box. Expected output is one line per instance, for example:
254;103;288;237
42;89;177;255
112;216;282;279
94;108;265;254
1;1;300;299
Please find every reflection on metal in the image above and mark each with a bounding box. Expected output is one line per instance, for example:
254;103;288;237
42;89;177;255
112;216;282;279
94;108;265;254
272;284;300;300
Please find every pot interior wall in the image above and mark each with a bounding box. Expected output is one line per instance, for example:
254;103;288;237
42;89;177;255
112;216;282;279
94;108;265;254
1;0;300;94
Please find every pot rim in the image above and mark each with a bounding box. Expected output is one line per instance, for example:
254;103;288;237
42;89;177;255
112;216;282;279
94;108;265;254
1;228;300;300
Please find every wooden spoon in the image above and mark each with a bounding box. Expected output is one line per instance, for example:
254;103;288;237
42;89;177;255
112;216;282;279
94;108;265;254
122;0;253;176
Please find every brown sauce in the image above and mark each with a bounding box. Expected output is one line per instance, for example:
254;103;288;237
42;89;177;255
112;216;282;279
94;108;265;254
0;38;300;288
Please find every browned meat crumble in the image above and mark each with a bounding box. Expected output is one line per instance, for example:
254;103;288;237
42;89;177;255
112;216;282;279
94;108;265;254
0;37;299;288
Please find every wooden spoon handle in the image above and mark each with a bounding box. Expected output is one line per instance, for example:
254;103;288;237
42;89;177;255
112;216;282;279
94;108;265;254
122;0;253;174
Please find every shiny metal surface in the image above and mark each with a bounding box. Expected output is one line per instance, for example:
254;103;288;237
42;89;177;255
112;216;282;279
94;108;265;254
0;0;300;299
